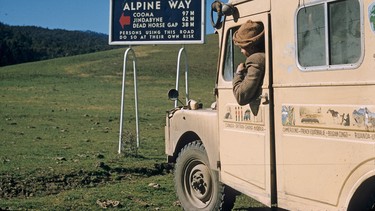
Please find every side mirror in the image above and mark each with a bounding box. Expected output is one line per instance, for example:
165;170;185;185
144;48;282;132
222;3;235;16
168;89;185;107
168;89;179;101
210;0;236;29
210;1;223;29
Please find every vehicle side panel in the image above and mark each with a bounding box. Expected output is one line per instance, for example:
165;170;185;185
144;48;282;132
272;0;375;209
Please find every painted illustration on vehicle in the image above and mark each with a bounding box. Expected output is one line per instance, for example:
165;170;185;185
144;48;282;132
224;104;263;123
282;105;375;132
282;105;295;126
353;107;375;131
370;2;375;32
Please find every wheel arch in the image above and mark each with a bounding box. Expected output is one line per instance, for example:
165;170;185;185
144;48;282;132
168;131;220;171
168;131;200;163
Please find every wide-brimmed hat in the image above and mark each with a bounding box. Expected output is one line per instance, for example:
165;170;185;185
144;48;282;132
233;20;264;48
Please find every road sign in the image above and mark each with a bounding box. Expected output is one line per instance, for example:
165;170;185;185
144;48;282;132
109;0;205;45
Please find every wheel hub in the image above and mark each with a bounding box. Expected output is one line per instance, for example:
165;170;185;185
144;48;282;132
189;163;211;202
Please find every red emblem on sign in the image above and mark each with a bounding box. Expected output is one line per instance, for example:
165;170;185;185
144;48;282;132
119;12;131;29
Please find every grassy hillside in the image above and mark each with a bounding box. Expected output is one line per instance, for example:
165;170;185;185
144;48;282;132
0;34;262;210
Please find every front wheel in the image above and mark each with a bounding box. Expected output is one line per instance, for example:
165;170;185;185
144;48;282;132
347;177;375;211
174;141;235;210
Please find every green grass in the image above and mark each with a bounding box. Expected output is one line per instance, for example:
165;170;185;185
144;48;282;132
0;34;263;210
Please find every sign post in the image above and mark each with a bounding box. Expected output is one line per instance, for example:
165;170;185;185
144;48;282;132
109;0;205;154
175;46;189;108
118;47;139;154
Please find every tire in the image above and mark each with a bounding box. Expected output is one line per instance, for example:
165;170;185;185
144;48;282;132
174;141;235;211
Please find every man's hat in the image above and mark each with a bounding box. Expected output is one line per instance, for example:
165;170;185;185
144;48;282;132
233;20;264;48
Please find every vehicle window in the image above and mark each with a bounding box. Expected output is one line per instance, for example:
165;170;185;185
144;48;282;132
223;27;247;81
223;29;234;81
297;0;361;70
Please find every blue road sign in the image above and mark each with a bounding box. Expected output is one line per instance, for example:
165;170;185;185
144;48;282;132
109;0;205;45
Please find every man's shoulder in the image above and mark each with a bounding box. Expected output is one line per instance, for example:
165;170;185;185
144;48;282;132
246;52;265;64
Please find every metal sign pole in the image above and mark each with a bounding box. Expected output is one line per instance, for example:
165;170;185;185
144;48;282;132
109;0;205;153
118;47;140;154
174;46;189;107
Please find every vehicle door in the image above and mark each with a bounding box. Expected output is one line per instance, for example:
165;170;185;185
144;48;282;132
217;12;273;207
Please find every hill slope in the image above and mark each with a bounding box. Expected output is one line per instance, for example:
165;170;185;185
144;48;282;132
0;23;116;67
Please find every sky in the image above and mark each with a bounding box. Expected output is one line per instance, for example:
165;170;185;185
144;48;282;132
0;0;216;35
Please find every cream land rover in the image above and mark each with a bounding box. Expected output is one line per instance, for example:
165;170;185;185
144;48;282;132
165;0;375;210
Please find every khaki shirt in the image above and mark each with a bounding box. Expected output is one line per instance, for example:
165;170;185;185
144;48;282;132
232;52;265;106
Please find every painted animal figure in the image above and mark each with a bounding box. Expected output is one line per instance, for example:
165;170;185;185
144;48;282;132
327;109;339;117
327;109;340;124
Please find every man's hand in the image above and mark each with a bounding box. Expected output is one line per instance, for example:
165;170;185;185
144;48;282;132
236;63;246;75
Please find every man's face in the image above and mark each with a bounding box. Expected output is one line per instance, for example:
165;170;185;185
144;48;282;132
241;48;250;57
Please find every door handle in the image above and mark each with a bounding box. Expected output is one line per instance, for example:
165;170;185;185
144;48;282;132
259;93;269;105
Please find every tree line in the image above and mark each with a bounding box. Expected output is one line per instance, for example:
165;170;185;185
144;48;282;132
0;22;116;67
